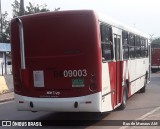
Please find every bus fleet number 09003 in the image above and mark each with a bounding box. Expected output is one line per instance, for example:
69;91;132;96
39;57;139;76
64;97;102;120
63;69;87;77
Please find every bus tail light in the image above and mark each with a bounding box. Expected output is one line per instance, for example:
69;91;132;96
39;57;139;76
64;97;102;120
89;73;97;92
13;76;22;91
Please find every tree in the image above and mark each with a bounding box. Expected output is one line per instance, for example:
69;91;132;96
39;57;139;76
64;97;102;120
12;0;20;18
2;0;59;43
0;11;10;43
25;2;50;15
12;0;50;17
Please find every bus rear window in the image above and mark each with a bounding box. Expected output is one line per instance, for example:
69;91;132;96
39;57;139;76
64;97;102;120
100;24;113;61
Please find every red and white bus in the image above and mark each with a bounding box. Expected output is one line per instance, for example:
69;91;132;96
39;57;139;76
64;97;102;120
151;48;160;73
11;10;150;112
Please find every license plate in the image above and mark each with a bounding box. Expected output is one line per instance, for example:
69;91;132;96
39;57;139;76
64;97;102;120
72;78;84;87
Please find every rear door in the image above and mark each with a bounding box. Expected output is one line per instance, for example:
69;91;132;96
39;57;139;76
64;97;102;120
113;34;122;105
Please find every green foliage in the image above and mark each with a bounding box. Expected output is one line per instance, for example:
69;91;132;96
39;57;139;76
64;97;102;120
12;0;50;17
25;2;50;15
12;0;20;17
1;0;52;43
0;11;10;43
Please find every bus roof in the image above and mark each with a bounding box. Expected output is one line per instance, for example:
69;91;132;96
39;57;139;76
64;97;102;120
16;9;149;39
97;12;149;39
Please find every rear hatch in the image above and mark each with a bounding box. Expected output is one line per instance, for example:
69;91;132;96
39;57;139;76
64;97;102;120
11;10;101;98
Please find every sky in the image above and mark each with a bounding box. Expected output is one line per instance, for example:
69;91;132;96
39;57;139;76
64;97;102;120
1;0;160;38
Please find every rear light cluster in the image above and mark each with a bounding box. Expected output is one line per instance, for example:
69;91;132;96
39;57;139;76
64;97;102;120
14;69;30;92
89;73;97;92
13;75;22;92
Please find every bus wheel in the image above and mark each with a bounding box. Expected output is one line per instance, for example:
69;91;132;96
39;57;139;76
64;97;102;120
139;79;147;93
119;87;127;110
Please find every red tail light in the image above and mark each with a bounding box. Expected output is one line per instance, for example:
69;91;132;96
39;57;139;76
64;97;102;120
13;75;22;92
89;73;97;92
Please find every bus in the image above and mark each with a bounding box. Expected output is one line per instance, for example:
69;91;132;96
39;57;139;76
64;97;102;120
151;48;160;73
11;10;150;112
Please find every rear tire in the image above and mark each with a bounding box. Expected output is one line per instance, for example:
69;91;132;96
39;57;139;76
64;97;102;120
119;87;127;110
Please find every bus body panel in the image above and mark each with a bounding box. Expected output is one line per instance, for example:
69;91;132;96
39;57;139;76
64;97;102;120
127;58;148;96
128;59;144;96
101;63;114;112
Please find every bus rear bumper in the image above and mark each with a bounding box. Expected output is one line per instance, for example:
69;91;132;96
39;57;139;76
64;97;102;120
15;92;102;112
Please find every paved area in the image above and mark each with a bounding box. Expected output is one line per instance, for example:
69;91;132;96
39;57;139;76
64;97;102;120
0;74;160;129
0;76;9;94
4;74;14;92
0;74;14;102
121;107;160;129
0;92;14;103
0;75;13;94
